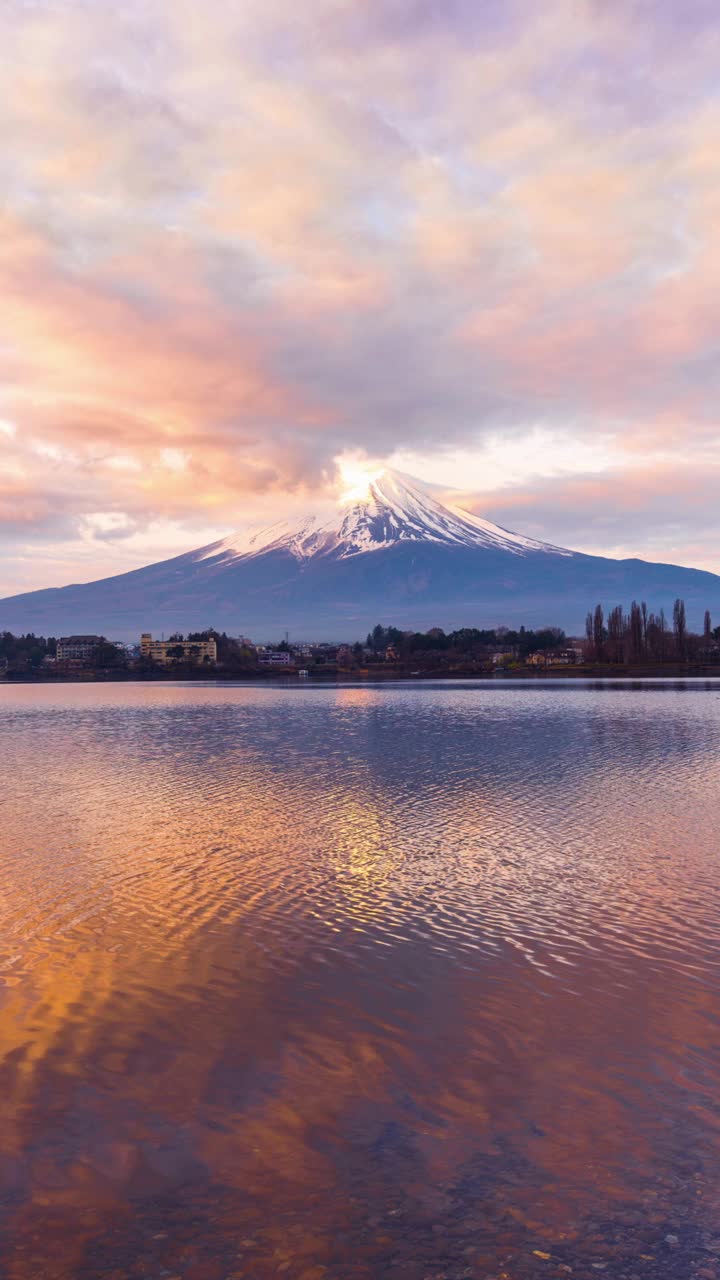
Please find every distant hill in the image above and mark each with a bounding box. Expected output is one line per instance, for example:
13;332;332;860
2;469;719;640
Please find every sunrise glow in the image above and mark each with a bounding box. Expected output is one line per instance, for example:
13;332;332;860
1;3;720;588
336;458;386;505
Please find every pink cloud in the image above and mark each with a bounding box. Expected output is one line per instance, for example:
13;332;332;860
1;0;720;590
451;459;720;573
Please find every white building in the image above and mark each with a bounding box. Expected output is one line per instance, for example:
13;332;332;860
56;635;104;663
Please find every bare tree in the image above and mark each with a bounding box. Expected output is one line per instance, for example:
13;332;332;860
629;600;644;663
659;608;668;662
673;598;687;660
585;610;594;659
584;598;713;665
704;610;713;656
645;612;659;661
607;604;625;663
593;604;605;661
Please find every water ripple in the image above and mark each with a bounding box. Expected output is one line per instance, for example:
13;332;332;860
1;680;720;1277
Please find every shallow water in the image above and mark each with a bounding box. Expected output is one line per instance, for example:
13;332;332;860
1;679;720;1280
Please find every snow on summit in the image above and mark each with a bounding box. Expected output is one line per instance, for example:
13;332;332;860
199;469;573;566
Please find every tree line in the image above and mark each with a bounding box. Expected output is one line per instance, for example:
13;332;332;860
0;631;56;668
3;606;720;675
585;600;720;663
365;623;566;659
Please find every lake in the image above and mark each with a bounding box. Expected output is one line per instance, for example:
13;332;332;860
2;680;720;1280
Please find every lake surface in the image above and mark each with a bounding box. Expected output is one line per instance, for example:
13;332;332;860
2;680;720;1280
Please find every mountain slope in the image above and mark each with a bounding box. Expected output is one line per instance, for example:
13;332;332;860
2;469;719;639
199;470;571;564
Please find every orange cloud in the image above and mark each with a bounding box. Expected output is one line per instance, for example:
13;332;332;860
1;0;720;589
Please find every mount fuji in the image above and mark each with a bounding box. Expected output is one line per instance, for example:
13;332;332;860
2;469;720;639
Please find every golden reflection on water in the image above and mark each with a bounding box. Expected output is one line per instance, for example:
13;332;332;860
1;681;720;1278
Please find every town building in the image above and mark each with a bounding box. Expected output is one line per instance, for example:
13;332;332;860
491;651;514;666
257;649;292;666
526;648;582;667
140;633;217;665
56;635;104;664
291;642;313;657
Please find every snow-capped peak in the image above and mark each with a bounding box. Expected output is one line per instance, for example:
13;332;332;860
197;469;573;565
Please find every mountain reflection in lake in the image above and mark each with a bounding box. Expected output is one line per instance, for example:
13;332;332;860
1;680;720;1280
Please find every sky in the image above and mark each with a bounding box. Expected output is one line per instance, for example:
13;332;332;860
1;0;720;596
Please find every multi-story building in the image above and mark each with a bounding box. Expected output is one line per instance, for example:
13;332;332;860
140;633;217;665
257;649;292;666
56;635;104;664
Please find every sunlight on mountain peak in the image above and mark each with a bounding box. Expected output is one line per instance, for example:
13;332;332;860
336;456;386;504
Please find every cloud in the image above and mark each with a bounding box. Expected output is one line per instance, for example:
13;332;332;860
0;0;719;591
455;460;720;574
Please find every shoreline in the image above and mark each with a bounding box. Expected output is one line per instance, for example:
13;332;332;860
4;663;720;685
